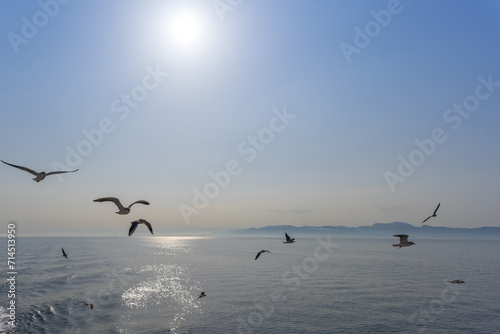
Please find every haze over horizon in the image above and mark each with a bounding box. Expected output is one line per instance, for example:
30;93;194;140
1;1;499;236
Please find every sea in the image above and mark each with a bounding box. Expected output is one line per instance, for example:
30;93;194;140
1;235;499;334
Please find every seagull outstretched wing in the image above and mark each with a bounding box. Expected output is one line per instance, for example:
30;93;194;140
46;169;79;176
393;234;409;243
255;250;270;260
422;216;432;223
128;200;150;209
94;197;126;211
128;221;139;236
433;203;441;215
1;160;39;176
142;220;154;235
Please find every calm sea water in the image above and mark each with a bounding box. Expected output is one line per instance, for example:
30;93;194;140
1;236;499;333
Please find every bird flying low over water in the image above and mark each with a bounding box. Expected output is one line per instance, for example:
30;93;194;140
422;202;440;223
255;250;271;260
448;280;465;284
198;292;206;299
283;233;295;244
81;301;93;310
62;248;68;259
1;160;78;182
128;219;154;237
93;197;150;215
393;234;415;248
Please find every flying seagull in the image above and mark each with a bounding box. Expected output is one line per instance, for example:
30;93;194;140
255;250;271;260
198;292;206;299
93;197;150;215
393;234;416;248
1;160;78;182
128;219;154;237
62;248;68;259
448;280;465;284
422;203;440;223
81;301;93;310
283;233;295;244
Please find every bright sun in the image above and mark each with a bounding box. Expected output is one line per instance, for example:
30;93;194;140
168;10;204;51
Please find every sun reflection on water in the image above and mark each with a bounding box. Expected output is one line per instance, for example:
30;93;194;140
120;237;207;332
144;236;209;256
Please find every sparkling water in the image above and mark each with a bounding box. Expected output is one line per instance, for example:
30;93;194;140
1;236;499;333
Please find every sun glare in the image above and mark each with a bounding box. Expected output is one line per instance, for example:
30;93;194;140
168;10;204;51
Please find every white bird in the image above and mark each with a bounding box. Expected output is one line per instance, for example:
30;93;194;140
283;233;295;244
255;250;271;260
393;234;415;248
422;202;440;223
128;219;154;237
1;160;78;182
62;248;68;259
93;197;150;215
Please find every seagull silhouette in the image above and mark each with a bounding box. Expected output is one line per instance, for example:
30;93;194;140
422;203;440;223
198;292;206;299
128;219;154;237
62;248;68;259
1;160;78;182
392;234;415;248
255;250;271;260
81;301;93;310
93;197;150;215
283;233;295;244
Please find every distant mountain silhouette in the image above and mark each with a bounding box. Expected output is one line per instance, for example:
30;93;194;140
228;222;500;238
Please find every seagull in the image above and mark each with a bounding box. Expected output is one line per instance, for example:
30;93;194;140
283;233;295;244
448;280;465;284
81;301;93;310
198;292;206;299
62;248;68;259
255;250;271;260
393;234;416;248
128;219;154;237
422;202;440;223
1;160;78;182
93;197;150;215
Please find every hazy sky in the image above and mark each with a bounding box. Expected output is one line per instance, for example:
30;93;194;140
1;0;499;236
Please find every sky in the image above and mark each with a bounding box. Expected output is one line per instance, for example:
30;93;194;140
1;0;499;236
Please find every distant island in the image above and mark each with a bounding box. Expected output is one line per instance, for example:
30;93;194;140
228;222;500;239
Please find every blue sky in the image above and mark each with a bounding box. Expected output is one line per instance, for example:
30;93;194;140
1;0;499;236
